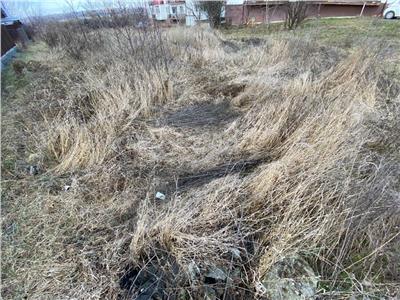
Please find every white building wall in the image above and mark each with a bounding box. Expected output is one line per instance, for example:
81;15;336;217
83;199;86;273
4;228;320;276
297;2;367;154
185;0;210;26
185;15;196;26
160;4;170;20
226;0;244;4
152;4;171;20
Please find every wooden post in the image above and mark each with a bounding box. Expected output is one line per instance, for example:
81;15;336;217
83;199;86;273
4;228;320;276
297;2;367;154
317;3;321;19
360;2;366;16
241;1;245;25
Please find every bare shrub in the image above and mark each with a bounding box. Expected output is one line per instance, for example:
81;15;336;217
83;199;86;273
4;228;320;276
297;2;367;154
40;21;60;48
284;1;309;30
39;19;96;59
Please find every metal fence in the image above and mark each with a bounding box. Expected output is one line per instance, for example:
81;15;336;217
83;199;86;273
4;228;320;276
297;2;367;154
1;25;16;56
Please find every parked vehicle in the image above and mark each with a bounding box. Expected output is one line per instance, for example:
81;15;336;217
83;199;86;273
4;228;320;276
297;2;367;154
384;0;400;19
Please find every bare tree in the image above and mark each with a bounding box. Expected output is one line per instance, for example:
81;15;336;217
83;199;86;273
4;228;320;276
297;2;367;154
284;1;309;30
185;2;202;23
195;1;224;28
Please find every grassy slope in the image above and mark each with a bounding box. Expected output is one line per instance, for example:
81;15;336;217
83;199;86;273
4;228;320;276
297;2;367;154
1;18;400;299
2;44;46;173
222;17;400;47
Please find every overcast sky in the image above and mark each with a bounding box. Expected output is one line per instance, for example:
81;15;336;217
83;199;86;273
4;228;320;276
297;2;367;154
3;0;143;17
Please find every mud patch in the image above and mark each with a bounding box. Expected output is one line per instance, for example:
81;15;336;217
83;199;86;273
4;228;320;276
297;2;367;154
221;40;241;53
208;83;246;98
176;158;267;190
241;37;265;47
160;100;240;128
120;259;182;300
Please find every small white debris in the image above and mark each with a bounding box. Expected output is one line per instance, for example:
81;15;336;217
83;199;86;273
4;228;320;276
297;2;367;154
28;165;38;176
255;281;267;296
230;248;241;259
155;192;166;201
64;185;71;191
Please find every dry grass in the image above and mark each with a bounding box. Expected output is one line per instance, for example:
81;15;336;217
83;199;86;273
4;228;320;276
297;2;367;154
2;18;400;299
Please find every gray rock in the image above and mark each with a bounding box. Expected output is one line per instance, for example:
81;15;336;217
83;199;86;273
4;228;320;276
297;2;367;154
205;266;227;281
261;255;318;300
188;261;200;281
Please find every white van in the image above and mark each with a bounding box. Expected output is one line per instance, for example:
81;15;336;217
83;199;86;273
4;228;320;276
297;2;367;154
384;0;400;19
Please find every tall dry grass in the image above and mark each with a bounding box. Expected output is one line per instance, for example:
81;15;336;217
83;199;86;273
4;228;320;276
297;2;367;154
129;41;400;298
2;16;399;300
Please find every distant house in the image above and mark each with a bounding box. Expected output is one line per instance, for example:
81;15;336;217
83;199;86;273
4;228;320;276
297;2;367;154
150;0;187;24
148;0;213;26
225;0;385;26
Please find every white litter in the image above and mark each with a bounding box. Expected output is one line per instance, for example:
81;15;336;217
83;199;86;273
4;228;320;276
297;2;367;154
155;192;166;201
